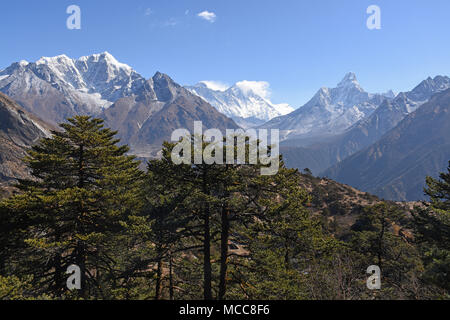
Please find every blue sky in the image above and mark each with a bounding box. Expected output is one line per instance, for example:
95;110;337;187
1;0;449;107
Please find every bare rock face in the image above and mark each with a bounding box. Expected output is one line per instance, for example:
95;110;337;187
0;92;53;183
102;72;240;157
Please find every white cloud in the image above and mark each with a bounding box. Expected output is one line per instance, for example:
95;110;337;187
144;8;153;16
197;11;217;23
199;81;230;91
235;81;271;99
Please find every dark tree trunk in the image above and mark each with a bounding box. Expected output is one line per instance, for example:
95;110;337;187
75;243;87;298
76;144;87;298
219;206;230;300
169;252;174;300
53;230;63;296
155;248;163;300
203;206;213;300
202;168;213;300
0;259;5;276
53;256;62;294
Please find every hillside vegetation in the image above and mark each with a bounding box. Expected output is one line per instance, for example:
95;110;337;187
0;117;448;300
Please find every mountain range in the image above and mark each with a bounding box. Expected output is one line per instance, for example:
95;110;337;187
0;53;239;157
0;52;449;201
260;73;395;141
0;52;146;125
282;75;450;175
186;81;293;128
324;88;450;201
102;72;239;157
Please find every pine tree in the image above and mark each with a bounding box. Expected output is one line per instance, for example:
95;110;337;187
145;140;230;300
142;148;198;300
1;116;144;298
143;138;308;300
413;162;450;295
234;171;338;300
351;203;424;299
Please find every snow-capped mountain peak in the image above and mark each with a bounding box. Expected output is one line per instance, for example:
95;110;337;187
35;54;86;90
185;80;294;125
260;72;393;141
231;81;270;98
197;81;230;92
36;54;72;65
77;52;134;76
337;72;360;89
18;60;29;67
0;53;147;123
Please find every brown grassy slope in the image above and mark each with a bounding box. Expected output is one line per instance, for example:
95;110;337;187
296;172;418;236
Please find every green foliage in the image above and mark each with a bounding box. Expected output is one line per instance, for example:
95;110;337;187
350;203;427;299
413;162;450;296
0;117;447;300
0;116;144;298
239;175;339;299
0;275;33;300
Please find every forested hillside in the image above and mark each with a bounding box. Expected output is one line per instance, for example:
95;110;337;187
1;117;448;300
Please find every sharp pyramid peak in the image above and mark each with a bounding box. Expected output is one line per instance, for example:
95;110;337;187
152;72;180;89
153;71;174;82
337;72;360;88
